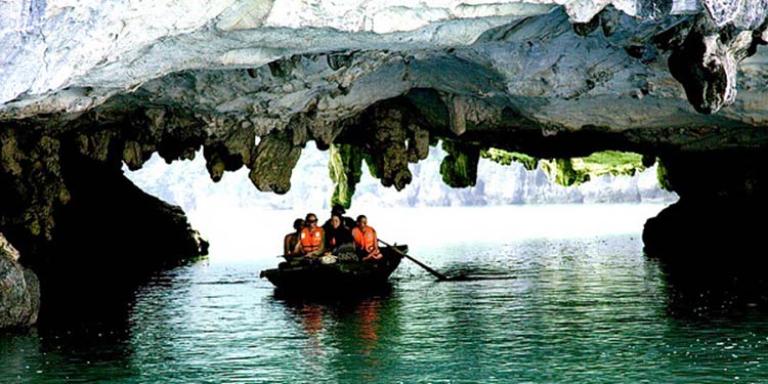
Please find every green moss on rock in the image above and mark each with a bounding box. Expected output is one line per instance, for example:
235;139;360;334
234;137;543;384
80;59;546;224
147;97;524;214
328;144;365;209
481;148;539;171
440;141;480;188
540;151;645;187
656;157;673;191
574;151;644;177
363;153;381;180
540;158;589;186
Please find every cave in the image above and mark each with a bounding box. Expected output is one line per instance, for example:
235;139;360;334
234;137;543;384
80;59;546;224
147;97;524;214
2;1;768;329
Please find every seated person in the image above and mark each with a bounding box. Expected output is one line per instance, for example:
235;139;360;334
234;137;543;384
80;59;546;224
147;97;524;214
351;215;382;261
295;213;325;257
323;204;356;231
283;218;304;257
324;214;353;252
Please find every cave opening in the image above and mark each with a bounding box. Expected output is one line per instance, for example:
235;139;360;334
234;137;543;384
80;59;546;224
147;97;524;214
2;86;767;330
3;89;764;326
121;143;677;264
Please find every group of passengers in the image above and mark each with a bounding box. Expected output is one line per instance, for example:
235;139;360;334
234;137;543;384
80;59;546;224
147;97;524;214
283;205;382;262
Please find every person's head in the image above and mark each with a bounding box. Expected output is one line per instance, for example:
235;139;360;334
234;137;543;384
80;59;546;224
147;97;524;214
356;215;368;228
330;215;342;229
331;204;346;217
293;218;304;231
305;213;318;228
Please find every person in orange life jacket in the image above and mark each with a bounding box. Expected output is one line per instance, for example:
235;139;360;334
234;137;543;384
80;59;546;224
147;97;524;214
295;213;325;257
283;218;304;257
351;215;382;261
324;214;353;252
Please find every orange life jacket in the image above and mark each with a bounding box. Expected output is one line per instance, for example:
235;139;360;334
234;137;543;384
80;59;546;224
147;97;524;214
300;227;323;253
352;226;378;253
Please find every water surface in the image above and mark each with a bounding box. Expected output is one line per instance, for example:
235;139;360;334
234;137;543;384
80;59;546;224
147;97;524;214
2;205;767;383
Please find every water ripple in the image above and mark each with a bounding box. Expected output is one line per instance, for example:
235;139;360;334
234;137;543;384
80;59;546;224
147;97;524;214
3;235;768;383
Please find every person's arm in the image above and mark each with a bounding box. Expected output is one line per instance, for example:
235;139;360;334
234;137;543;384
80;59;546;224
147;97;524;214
294;236;303;255
316;231;326;255
367;228;382;260
352;228;361;248
283;234;291;255
372;228;380;251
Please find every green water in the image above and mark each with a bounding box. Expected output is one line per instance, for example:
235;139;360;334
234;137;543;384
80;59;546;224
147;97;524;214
2;209;768;383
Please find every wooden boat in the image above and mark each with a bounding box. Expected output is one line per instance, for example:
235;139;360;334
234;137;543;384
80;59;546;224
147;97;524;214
260;245;407;292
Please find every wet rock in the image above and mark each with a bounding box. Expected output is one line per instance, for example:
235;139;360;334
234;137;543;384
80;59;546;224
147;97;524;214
0;233;40;328
0;233;20;261
368;108;413;191
203;126;256;182
407;126;431;163
248;130;303;193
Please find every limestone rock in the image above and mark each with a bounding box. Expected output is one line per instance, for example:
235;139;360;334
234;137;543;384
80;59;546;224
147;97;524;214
248;130;302;193
0;233;20;261
0;233;40;328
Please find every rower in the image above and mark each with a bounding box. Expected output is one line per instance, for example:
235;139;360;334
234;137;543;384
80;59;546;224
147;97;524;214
295;213;325;257
351;215;382;261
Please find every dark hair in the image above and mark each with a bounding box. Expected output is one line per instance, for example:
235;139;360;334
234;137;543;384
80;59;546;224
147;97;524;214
331;204;346;215
293;218;304;230
356;215;367;221
305;213;318;222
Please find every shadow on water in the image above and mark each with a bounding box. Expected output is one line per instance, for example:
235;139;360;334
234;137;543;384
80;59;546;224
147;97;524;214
0;262;208;383
0;296;138;383
656;256;768;321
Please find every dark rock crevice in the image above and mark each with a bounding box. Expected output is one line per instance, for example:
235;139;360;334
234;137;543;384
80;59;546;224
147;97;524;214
0;127;208;325
643;149;768;259
35;143;207;316
668;14;767;114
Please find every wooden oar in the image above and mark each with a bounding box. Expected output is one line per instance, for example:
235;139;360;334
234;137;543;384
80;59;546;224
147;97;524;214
378;238;450;281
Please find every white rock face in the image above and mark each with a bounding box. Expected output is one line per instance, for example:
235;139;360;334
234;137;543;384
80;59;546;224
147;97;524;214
0;0;556;107
3;0;764;120
701;0;768;28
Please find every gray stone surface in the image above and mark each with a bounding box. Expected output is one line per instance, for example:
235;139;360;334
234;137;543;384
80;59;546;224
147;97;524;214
1;1;766;121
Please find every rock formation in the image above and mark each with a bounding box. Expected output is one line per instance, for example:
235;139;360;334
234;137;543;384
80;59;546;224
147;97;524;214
0;233;39;328
1;0;768;326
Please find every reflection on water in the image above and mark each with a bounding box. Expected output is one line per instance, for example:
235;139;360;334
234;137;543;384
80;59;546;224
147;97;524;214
272;292;399;383
3;207;768;382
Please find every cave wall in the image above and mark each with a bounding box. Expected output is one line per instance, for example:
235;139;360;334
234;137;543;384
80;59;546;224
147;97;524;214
643;149;768;258
0;128;208;324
